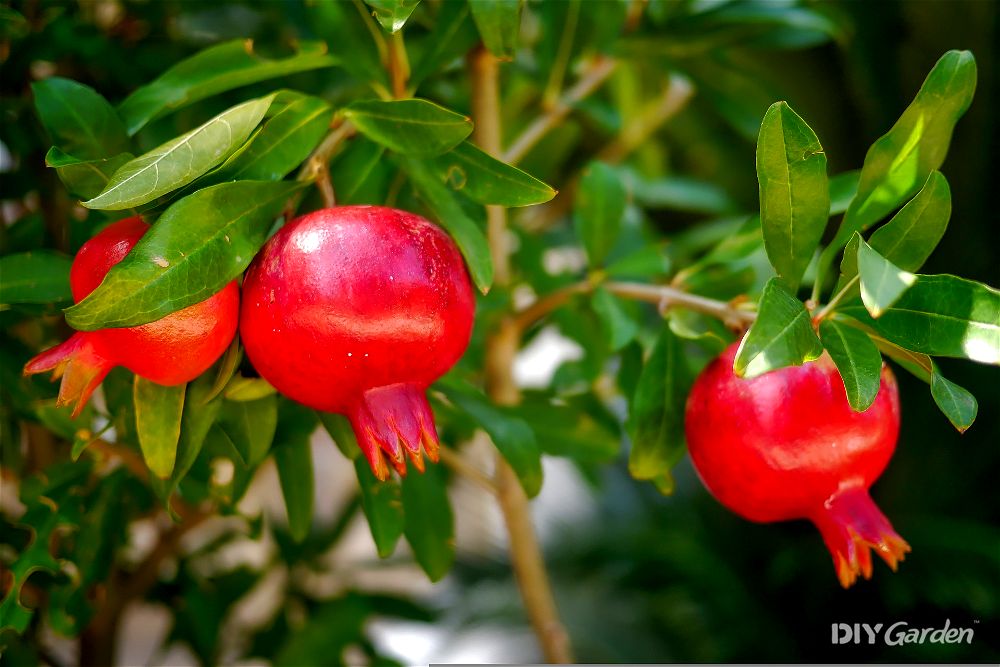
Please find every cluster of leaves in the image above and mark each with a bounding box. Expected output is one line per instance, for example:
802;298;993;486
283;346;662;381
1;0;998;664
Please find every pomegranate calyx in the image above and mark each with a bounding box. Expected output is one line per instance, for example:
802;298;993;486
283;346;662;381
347;383;441;480
24;332;113;418
811;485;911;589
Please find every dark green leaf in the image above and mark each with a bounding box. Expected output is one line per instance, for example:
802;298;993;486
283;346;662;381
32;77;129;159
202;339;242;406
345;99;472;157
756;101;829;290
857;235;916;318
469;0;523;59
401;465;454;581
273;401;318;543
318;411;360;460
354;458;404;558
84;95;274;210
118;40;337;135
829;170;860;216
410;1;479;88
818;319;882;411
0;251;72;304
574;161;626;267
430;141;555;206
841;275;1000;365
628;327;692;493
734;277;822;378
592;287;639;351
330;138;387;205
627;172;737;215
439;381;542;497
217;396;278;467
818;51;976;284
930;369;978;433
400;155;493;292
66;180;303;330
513;397;620;463
365;0;421;32
133;377;185;479
45;148;134;200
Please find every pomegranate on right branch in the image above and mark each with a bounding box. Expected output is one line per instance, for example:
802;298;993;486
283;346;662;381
685;342;908;588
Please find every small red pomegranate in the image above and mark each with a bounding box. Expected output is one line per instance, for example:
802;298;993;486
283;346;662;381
240;206;475;480
24;216;239;416
684;342;909;587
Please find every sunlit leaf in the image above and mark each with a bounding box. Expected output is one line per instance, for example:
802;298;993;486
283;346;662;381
857;235;917;318
45;148;134;199
430;141;555;207
364;0;421;32
344;99;472;157
133;377;185;479
819;319;882;411
734;278;822;378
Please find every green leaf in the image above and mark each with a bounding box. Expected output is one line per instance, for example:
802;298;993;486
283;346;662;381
835;171;951;296
317;412;360;461
345;99;473;157
84;95;274;210
32;77;129;159
354;458;405;558
829;170;860;216
513;397;620;463
734;277;823;378
400;156;493;292
409;0;479;88
429;141;555;206
857;235;916;318
755;101;829;290
309;1;389;90
217;396;278;467
818;51;976;285
207;95;333;183
364;0;421;32
330;138;387;205
627;172;737;215
45;148;134;199
224;376;277;402
66;180;303;330
592;287;639;351
469;0;523;59
118;39;337;135
841;275;1000;365
930;369;978;433
0;251;72;304
818;319;882;411
438;381;542;497
273;401;318;543
574;161;626;267
401;465;454;582
133;377;185;479
628;327;692;493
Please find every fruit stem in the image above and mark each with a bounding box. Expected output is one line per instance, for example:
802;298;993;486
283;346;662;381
472;45;574;664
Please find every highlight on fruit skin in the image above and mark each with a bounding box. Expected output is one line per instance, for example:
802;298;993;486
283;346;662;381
239;205;475;480
23;216;240;417
684;342;908;588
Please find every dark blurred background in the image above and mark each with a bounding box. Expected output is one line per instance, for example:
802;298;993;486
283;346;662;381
1;0;997;663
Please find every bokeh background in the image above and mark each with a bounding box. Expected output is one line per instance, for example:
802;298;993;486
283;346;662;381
1;0;997;664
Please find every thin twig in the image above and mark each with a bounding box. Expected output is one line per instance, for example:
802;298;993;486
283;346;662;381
438;447;497;494
606;281;757;325
812;275;858;323
503;56;618;165
388;31;411;99
510;281;592;333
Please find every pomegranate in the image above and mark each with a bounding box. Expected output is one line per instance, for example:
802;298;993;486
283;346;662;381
684;342;909;587
240;206;475;480
24;216;239;416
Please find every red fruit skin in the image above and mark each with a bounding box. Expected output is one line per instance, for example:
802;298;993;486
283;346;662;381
24;216;239;415
240;206;475;479
685;342;909;587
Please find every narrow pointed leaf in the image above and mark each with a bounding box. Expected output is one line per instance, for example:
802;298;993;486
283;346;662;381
0;251;72;304
318;412;360;461
819;319;882;411
133;377;185;479
118;39;337;135
354;458;405;558
857;235;916;317
829;170;860;216
734;278;823;378
309;2;389;89
430;141;555;206
574;161;626;267
364;0;421;32
400;156;493;292
330;138;387;205
217;395;278;467
592;287;639;351
273;401;318;543
32;77;129;159
628;327;692;493
409;1;479;87
930;369;978;433
756;101;829;290
84;95;274;210
344;99;472;157
402;465;454;581
469;0;523;59
66;180;304;330
45;147;134;199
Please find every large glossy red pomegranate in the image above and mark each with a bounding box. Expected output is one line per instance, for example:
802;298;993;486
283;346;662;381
240;206;475;480
684;342;909;587
24;216;239;416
